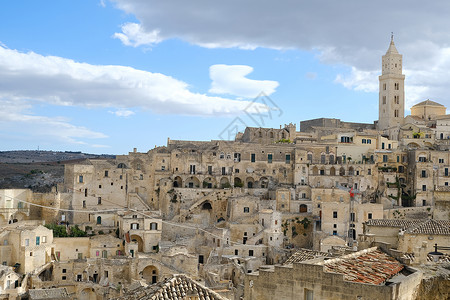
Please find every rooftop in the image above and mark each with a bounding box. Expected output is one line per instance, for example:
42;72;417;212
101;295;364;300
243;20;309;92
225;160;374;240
319;248;404;285
283;248;331;265
412;99;445;107
366;219;450;235
115;274;227;300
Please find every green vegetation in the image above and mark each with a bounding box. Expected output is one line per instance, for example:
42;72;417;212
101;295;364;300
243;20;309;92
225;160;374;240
276;138;292;144
45;224;87;237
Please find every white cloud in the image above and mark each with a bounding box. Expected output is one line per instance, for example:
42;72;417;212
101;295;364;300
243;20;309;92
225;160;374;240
111;0;450;109
109;109;135;117
0;99;107;146
209;64;279;98
0;45;270;117
113;23;161;47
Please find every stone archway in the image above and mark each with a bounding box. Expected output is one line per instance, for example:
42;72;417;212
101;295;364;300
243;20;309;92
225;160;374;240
220;177;230;188
234;177;243;187
186;176;200;188
246;177;254;188
201;201;212;210
330;167;336;176
173;176;182;188
130;235;144;252
142;265;159;284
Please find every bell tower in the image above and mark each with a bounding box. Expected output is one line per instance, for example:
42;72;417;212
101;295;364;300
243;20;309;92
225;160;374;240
378;35;405;131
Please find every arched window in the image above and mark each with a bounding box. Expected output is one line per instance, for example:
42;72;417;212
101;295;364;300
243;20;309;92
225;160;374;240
96;216;101;225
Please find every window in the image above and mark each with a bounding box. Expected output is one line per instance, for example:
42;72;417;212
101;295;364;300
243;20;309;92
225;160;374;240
368;169;371;175
208;166;212;175
350;213;355;222
78;253;83;259
362;139;366;144
97;216;101;225
422;185;427;191
418;156;426;162
98;197;102;205
333;211;338;218
333;224;337;228
104;170;108;177
383;83;386;90
445;168;449;176
285;154;291;164
243;207;250;213
307;153;313;161
382;96;386;104
79;175;83;183
99;185;102;189
42;236;46;243
131;223;139;230
235;249;238;255
383;155;388;162
77;275;82;282
367;139;371;144
222;167;226;175
395;82;399;90
189;165;196;174
251;153;256;162
268;154;273;163
25;239;29;246
368;213;373;220
150;222;158;230
36;236;40;246
249;250;254;256
422;200;427;206
333;231;337;236
84;189;88;197
62;276;66;280
102;250;107;258
421;170;427;178
96;251;99;257
341;136;351;143
382;142;385;149
439;158;444;163
219;152;225;159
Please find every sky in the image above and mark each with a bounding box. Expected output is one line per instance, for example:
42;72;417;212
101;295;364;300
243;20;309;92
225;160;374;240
1;1;450;155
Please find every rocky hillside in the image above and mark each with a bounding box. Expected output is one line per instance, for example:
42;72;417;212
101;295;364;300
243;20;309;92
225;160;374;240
0;151;115;192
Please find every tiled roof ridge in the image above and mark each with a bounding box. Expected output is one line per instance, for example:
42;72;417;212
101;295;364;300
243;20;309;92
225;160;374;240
115;274;227;300
366;219;424;230
406;219;450;235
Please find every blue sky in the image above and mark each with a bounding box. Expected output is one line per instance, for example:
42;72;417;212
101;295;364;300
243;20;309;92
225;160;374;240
1;1;450;154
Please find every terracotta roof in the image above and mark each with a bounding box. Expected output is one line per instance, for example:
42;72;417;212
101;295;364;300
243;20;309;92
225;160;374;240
284;248;331;265
115;275;227;300
412;99;445;107
321;248;403;285
366;219;450;235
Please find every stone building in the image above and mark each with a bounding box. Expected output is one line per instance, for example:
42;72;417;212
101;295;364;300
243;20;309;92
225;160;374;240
245;247;422;300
